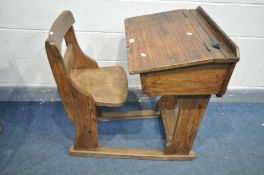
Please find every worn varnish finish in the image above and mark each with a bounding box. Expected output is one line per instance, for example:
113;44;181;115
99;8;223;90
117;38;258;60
46;10;196;161
45;41;98;150
161;108;179;144
98;110;160;121
196;7;239;58
45;11;100;149
46;7;239;160
163;95;210;154
69;146;196;160
70;66;128;107
125;7;239;158
140;64;230;96
157;96;177;111
125;6;239;97
45;11;128;151
125;7;239;75
217;63;236;97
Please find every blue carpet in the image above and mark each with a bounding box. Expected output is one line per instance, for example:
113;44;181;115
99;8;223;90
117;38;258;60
0;101;263;175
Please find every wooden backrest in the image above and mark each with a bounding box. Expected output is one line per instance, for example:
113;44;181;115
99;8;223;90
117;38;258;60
45;11;98;118
46;11;98;74
46;11;74;51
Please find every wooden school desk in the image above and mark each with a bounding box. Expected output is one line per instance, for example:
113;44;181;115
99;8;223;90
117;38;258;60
48;7;239;160
124;6;239;159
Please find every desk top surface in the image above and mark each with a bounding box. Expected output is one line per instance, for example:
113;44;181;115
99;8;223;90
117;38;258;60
125;6;239;74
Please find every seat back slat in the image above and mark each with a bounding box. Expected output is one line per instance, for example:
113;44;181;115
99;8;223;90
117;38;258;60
63;43;75;74
46;11;98;74
47;11;75;51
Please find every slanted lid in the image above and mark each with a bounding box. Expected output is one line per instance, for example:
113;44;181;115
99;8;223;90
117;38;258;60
125;6;239;74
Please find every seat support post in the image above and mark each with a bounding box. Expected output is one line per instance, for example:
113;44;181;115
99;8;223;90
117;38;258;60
71;88;99;150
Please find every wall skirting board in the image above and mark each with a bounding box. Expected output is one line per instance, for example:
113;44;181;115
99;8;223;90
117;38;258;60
0;86;263;103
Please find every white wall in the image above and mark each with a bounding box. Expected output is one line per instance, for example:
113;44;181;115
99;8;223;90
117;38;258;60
0;0;264;89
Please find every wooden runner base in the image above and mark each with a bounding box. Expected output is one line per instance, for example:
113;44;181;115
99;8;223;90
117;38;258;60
69;146;196;161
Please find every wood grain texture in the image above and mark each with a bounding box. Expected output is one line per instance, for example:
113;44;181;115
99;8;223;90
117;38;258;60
98;110;160;121
157;96;177;111
217;63;236;97
45;9;238;160
141;64;229;96
45;11;128;151
70;66;128;107
125;6;239;74
63;43;75;74
69;146;196;160
46;11;75;51
164;95;210;154
64;26;99;69
45;42;98;150
123;7;239;158
161;108;179;144
197;6;240;58
47;11;98;70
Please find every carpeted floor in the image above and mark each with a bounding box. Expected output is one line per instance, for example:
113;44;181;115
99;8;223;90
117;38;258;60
0;101;263;175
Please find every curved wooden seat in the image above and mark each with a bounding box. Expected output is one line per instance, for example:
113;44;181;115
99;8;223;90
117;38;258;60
70;66;128;107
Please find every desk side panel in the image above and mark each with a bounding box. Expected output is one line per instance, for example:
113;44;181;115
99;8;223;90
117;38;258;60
140;64;230;96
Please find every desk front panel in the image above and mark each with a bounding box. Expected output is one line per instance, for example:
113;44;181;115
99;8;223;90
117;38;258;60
140;63;231;96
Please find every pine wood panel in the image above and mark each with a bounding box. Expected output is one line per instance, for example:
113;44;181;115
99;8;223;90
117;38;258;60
63;43;75;74
45;11;127;152
123;7;239;159
69;146;196;160
163;95;210;154
157;96;177;111
70;66;128;107
140;64;229;96
98;110;160;121
47;11;75;51
45;11;100;149
161;108;179;144
45;42;98;150
125;6;239;74
217;63;236;97
196;6;240;58
47;11;98;70
64;26;99;69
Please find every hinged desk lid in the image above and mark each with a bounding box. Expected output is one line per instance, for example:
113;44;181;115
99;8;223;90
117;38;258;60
125;6;239;74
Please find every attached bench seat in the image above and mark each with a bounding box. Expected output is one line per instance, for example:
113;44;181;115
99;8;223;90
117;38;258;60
70;66;128;107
